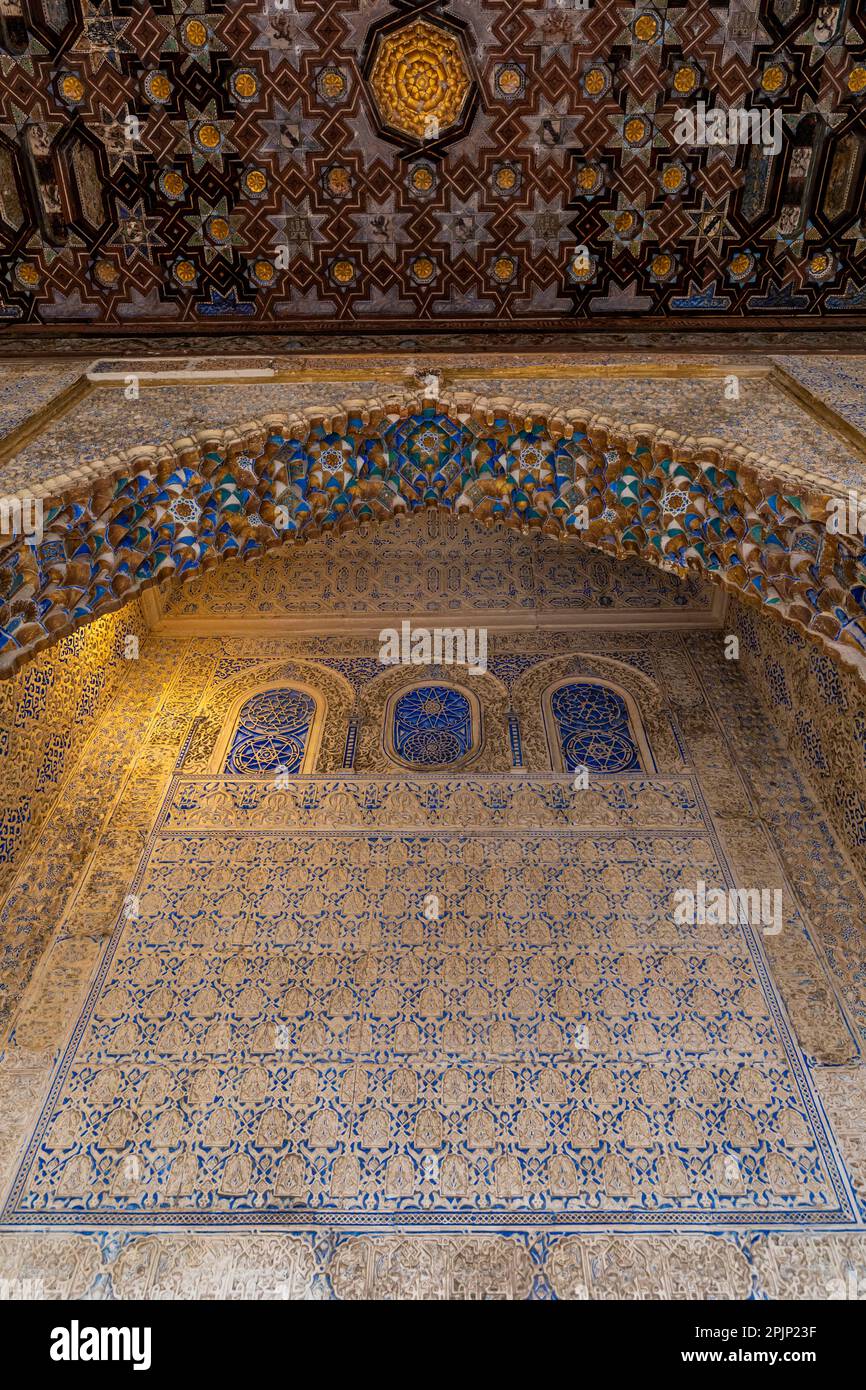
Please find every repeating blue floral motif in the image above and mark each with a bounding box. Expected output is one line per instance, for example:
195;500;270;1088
551;683;641;774
224;689;315;775
393;685;472;766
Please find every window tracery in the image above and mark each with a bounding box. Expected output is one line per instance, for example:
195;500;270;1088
392;684;473;767
224;687;316;774
549;681;642;773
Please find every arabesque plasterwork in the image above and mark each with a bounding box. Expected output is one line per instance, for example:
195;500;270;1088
1;764;855;1227
5;1226;866;1300
732;605;866;882
183;659;354;776
353;662;509;773
1;502;865;1299
512;652;678;776
0;601;147;898
0;616;864;1298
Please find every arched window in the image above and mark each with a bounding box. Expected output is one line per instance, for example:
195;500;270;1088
391;684;473;767
223;687;316;775
549;681;643;773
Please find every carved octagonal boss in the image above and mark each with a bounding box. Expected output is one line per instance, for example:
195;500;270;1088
365;14;476;149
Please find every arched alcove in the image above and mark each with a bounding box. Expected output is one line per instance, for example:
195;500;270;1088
384;680;482;771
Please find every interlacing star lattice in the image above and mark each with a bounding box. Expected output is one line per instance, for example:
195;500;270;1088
415;428;443;460
68;0;137;73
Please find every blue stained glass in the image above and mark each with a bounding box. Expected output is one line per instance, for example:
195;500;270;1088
393;685;472;766
551;682;641;774
224;688;315;775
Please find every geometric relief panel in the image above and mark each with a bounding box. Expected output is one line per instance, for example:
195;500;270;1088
2;0;865;338
2;774;857;1232
163;519;714;621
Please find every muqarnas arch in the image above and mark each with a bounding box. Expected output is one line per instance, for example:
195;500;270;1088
1;391;864;689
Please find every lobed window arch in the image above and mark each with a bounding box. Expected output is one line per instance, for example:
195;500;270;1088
546;679;651;774
223;686;318;775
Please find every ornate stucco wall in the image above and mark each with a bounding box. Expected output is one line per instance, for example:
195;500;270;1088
1;357;865;1298
731;600;866;883
0;600;147;901
0;621;865;1298
163;511;715;622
